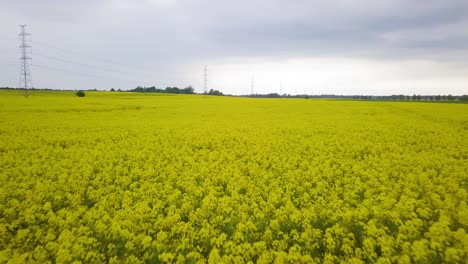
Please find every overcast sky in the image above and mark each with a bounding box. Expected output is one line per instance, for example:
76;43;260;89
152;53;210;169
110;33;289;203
1;0;467;95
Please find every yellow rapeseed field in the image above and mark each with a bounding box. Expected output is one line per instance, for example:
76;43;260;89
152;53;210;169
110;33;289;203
0;90;467;263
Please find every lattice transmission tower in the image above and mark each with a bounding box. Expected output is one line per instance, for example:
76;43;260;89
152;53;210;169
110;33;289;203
280;81;282;95
19;25;33;96
251;75;254;96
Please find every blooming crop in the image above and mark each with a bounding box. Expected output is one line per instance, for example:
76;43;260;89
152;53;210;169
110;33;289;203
0;90;467;263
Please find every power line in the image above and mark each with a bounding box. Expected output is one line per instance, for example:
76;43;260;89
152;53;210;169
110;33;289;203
33;52;131;75
0;35;19;41
0;56;19;63
32;40;161;76
33;40;132;68
32;64;108;80
19;25;33;97
2;50;142;86
31;63;146;84
31;40;190;82
4;33;192;89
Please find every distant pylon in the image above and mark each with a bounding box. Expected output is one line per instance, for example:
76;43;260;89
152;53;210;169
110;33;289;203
251;76;254;96
203;65;207;93
19;25;33;97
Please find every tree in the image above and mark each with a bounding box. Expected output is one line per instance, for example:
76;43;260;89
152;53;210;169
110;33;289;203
110;88;115;92
76;90;86;97
182;86;195;94
165;87;180;94
208;89;223;96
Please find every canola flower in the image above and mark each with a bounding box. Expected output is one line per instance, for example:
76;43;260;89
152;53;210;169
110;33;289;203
0;90;467;263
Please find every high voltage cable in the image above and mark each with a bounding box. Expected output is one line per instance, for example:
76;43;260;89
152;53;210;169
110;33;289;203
4;36;159;77
32;40;194;77
32;64;111;80
2;36;132;68
32;40;161;76
31;63;144;84
33;52;132;75
32;51;155;82
33;40;131;68
3;49;156;84
0;35;19;41
2;34;193;89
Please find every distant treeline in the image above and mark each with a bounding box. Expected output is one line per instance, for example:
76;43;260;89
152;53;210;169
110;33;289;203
245;93;468;101
247;93;282;98
127;86;224;96
204;89;224;96
353;94;468;101
129;86;195;94
0;87;63;91
0;87;465;101
0;87;100;92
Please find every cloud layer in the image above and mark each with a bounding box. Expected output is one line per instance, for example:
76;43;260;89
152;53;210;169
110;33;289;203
0;0;467;94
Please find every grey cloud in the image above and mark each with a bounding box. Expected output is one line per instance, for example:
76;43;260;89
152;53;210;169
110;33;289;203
196;0;468;59
2;0;99;23
1;0;467;92
4;0;468;60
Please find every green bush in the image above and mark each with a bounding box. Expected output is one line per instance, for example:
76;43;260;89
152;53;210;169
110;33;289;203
76;90;85;97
